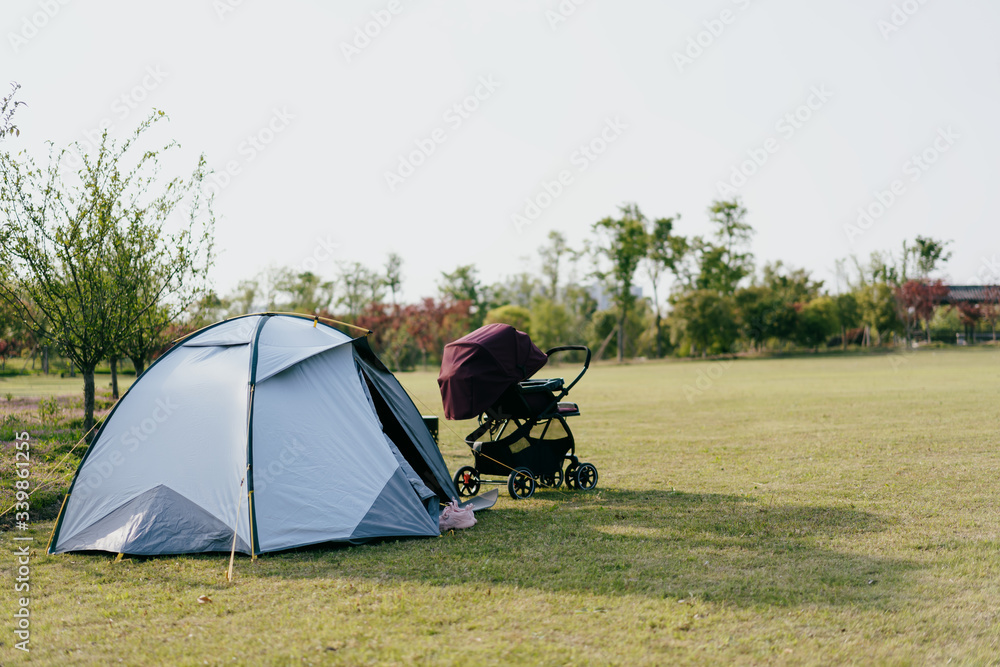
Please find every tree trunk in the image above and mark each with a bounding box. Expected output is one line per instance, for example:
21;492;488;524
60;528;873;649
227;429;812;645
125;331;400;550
42;346;49;375
654;312;662;359
841;325;846;351
130;355;146;378
110;356;119;399
83;366;96;441
69;360;76;377
617;309;625;363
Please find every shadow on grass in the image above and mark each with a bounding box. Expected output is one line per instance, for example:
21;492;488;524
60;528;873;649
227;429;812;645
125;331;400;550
236;488;915;609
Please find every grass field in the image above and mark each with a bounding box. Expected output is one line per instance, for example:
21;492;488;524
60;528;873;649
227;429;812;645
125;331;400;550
2;349;1000;665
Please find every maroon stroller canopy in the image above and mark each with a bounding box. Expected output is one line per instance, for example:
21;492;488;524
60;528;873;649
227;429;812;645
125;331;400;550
438;323;547;420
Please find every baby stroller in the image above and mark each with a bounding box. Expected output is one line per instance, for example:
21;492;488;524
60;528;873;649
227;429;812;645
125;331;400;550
438;323;598;500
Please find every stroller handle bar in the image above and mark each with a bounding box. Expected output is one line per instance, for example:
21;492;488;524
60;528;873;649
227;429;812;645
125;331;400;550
544;345;591;394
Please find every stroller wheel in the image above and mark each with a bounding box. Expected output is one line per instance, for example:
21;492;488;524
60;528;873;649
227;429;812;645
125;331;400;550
574;462;599;491
564;462;579;489
507;467;536;500
539;469;563;489
453;466;481;497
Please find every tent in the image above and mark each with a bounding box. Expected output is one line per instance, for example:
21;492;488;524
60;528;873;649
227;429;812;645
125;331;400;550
49;313;460;556
438;323;547;420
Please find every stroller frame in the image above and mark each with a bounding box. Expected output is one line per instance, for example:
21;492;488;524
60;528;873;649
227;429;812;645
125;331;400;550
453;346;598;500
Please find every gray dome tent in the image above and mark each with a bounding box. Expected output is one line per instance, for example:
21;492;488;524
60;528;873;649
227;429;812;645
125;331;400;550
49;313;458;556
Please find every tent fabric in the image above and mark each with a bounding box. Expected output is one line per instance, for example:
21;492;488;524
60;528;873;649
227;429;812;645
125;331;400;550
49;314;457;557
353;337;455;499
438;323;548;420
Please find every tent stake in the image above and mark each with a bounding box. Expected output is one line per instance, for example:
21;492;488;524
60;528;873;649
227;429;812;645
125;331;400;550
226;472;248;583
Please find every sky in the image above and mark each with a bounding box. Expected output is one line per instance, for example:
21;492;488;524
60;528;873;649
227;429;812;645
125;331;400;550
4;0;999;304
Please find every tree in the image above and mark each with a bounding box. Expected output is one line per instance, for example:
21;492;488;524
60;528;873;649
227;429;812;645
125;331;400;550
384;252;403;306
273;269;335;314
530;297;572;352
483;304;532;334
439;264;487;329
539;230;571;300
955;302;982;343
0;112;214;435
696;199;754;294
856;282;900;345
912;236;952;280
592;203;650;362
757;261;822;304
980;286;1000;342
1;82;24;140
491;272;541;309
832;292;861;350
794;298;838;351
669;289;738;356
120;303;174;377
337;262;382;317
644;214;680;358
894;280;948;344
733;286;797;351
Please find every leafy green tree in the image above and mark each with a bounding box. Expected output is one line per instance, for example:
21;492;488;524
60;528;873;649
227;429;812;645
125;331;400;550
483;304;532;334
491;272;541;309
644;214;681;357
794;298;838;351
337;262;382;317
856;282;900;345
733;286;797;351
273;269;335;314
439;264;488;328
696;199;754;294
529;297;572;352
1;82;24;140
913;236;952;279
669;289;738;356
832;292;861;350
0;112;214;435
592;203;650;362
539;230;572;300
384;252;403;305
757;261;822;304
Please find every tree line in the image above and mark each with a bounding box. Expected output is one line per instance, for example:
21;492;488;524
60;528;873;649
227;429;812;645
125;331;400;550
3;97;997;437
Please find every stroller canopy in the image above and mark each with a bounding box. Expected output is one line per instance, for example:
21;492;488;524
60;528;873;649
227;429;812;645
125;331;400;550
438;323;547;420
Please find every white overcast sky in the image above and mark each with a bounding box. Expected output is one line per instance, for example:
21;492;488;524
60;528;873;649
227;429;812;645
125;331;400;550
4;0;999;302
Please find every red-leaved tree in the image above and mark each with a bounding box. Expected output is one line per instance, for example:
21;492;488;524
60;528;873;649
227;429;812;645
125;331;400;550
894;280;948;344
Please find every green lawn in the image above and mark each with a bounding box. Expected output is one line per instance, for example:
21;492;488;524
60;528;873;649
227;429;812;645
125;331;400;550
0;373;134;399
2;349;1000;664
